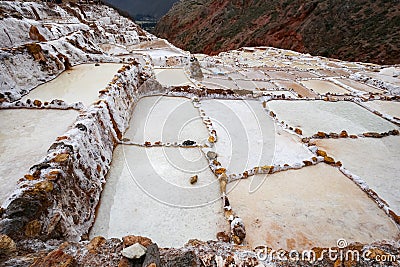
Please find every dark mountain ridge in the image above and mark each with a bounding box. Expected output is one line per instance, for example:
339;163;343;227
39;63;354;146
103;0;178;19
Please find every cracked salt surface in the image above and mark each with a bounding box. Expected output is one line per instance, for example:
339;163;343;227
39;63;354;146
21;63;123;107
226;164;399;251
124;96;208;144
91;145;225;247
0;109;78;203
316;136;400;215
267;100;398;137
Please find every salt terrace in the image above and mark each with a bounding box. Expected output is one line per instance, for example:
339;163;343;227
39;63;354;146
0;2;399;265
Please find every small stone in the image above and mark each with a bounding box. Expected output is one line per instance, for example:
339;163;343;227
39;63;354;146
142;243;161;267
56;136;69;141
216;232;230;243
363;132;383;138
190;175;198;184
349;134;358;139
31;249;75;267
316;131;326;138
206;151;217;160
182;140;196;146
122;243;147;259
303;160;313;166
233;225;246;240
261;165;274;173
25;220;41;237
389;129;399;136
269;111;276;117
34;181;53;192
76;123;87;131
95;63;100;66
215;168;226;175
232;235;242;245
324;156;335;165
87;236;106;253
33;99;42;107
294;128;303;135
219;173;228;194
46;169;61;181
212;159;221;166
123;235;152;247
0;235;16;255
316;149;327;157
118;257;132;267
24;174;36;181
329;132;339;139
144;141;151;146
208;136;216;143
53;153;69;162
339;130;348;138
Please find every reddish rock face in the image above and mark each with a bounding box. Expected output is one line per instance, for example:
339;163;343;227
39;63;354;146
30;249;76;267
155;0;400;64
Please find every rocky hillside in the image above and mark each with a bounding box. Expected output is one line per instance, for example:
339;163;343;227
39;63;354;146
154;0;400;64
0;0;153;101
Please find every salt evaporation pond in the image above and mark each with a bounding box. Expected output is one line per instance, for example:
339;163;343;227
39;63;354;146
364;100;400;118
201;100;314;174
124;96;208;144
226;164;399;251
365;69;400;86
290;71;319;79
267;100;398;137
201;99;275;175
253;81;278;90
316;136;400;215
264;71;297;80
21;63;123;107
273;80;316;98
0;109;78;204
236;80;258;90
200;99;313;175
301;80;349;95
240;69;268;80
153;68;194;86
202;77;238;89
334;78;383;94
91;146;225;247
273;128;314;166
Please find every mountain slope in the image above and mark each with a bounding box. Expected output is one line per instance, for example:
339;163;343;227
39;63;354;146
154;0;400;64
103;0;178;19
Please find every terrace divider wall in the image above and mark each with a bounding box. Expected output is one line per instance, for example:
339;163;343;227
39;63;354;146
0;62;166;241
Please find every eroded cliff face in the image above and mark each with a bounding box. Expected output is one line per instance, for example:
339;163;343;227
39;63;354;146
155;0;400;64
